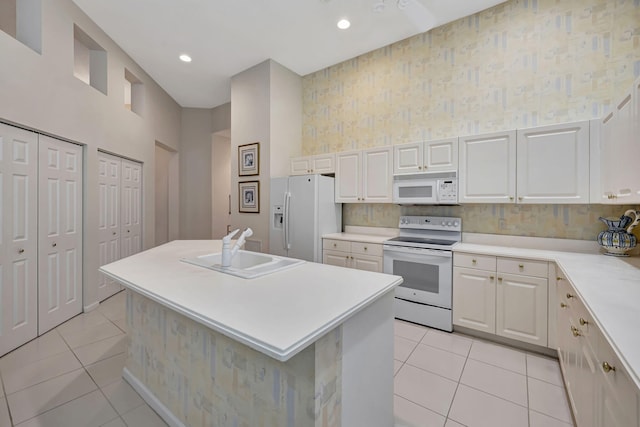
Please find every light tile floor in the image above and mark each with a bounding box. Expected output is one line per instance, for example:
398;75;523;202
0;292;575;427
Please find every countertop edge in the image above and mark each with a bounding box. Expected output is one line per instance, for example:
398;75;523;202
100;268;402;362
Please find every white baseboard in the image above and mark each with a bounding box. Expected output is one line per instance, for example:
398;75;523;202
122;368;186;427
83;301;99;312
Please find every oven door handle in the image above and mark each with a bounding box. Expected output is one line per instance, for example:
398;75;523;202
383;245;452;258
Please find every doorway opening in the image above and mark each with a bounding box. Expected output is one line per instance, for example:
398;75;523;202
155;142;179;246
211;129;231;238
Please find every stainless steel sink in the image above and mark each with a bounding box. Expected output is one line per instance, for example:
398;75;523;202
181;250;305;279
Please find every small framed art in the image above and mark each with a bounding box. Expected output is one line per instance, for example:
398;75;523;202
238;142;259;176
239;181;260;213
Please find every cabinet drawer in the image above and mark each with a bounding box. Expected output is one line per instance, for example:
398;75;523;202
323;239;350;252
497;257;548;278
454;253;496;271
351;242;383;257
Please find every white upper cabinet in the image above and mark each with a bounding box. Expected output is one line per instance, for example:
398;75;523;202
516;121;590;204
599;76;640;204
393;138;458;175
290;153;335;175
362;147;393;202
459;130;517;203
335;147;392;203
335;150;361;203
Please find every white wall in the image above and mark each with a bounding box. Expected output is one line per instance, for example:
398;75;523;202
270;61;302;177
230;60;302;252
211;132;231;239
0;0;182;308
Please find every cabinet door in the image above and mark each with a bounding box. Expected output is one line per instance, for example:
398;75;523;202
362;147;392;203
311;153;335;174
459;131;516;203
335;151;361;202
351;254;382;273
37;136;83;334
453;267;496;333
599;111;616;202
424;138;458;172
323;249;350;268
393;142;423;174
0;123;38;357
496;273;548;346
516;121;590;204
290;156;311;175
612;91;635;203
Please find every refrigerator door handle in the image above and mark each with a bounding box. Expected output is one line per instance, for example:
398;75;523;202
283;192;291;250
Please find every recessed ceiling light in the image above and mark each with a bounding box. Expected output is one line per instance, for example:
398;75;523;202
337;19;351;29
179;54;192;63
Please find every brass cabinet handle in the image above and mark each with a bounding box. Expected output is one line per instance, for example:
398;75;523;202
571;326;581;337
498;277;503;282
557;276;564;281
560;302;567;308
52;243;57;247
113;232;117;235
364;246;368;251
579;318;589;326
418;166;422;170
518;264;524;269
333;243;337;247
509;196;514;201
345;256;349;259
472;259;477;264
350;256;354;259
602;362;615;373
489;275;495;280
18;248;25;254
566;293;574;299
518;197;523;201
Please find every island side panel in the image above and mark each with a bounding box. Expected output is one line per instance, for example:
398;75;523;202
123;290;342;427
341;291;395;427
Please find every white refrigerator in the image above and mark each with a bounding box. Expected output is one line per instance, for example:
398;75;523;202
269;175;342;263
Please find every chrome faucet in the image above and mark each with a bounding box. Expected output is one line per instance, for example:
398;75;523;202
221;227;253;267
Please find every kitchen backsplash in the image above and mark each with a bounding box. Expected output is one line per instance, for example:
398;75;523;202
301;0;640;241
343;204;639;241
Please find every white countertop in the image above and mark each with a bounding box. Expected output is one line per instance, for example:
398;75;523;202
454;242;640;389
100;240;402;362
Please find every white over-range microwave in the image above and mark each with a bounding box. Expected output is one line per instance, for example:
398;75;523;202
392;172;458;205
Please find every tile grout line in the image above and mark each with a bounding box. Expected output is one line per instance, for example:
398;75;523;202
443;339;473;425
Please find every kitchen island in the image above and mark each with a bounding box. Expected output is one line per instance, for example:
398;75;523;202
100;240;402;427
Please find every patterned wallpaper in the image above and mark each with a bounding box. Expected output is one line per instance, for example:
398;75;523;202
301;0;640;240
125;291;342;427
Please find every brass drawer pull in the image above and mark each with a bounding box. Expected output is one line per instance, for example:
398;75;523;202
518;264;524;269
18;248;25;254
566;293;574;299
579;318;589;326
560;302;567;308
471;259;477;264
602;362;615;373
556;276;564;281
571;326;581;337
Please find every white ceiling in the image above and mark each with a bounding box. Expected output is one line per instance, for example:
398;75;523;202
71;0;507;108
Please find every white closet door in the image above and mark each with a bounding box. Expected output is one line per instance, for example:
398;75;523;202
0;123;38;356
97;152;122;301
37;135;83;333
120;158;142;258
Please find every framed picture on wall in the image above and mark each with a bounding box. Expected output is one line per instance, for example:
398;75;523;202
238;142;259;176
239;181;260;213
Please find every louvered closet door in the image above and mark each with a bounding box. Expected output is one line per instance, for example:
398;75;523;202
0;123;38;356
97;152;122;301
37;136;83;334
120;159;142;258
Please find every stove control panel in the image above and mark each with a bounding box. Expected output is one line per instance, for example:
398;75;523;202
398;216;461;231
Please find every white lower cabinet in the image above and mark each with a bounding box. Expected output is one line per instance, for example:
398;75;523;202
322;238;383;273
557;271;639;427
453;252;548;347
